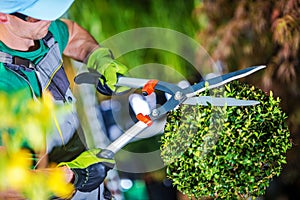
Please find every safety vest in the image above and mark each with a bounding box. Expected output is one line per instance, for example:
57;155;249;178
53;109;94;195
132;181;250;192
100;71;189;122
0;32;86;163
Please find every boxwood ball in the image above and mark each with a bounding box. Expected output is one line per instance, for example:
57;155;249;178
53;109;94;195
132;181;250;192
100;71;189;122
161;81;291;199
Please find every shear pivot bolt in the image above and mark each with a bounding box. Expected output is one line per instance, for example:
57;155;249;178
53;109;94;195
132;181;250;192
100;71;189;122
151;109;160;117
174;91;183;100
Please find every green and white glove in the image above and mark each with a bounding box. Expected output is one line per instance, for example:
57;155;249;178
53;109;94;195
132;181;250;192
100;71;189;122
58;149;115;192
85;47;128;95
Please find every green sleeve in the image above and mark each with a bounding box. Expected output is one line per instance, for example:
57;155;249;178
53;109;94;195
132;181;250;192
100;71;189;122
48;19;70;54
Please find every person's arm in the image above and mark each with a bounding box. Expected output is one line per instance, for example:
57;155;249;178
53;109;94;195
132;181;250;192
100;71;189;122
0;189;26;200
0;147;113;197
0;148;73;199
0;147;26;200
61;19;129;95
61;19;99;63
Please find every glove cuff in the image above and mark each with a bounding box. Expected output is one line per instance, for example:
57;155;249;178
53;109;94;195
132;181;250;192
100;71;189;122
83;45;102;64
57;162;69;168
70;168;84;190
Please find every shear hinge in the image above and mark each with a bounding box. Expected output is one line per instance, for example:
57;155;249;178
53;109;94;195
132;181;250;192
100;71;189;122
142;79;159;96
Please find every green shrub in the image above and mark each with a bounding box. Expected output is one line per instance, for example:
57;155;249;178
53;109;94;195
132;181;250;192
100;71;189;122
161;81;292;199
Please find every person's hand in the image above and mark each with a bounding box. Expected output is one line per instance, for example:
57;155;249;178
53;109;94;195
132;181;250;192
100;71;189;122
85;47;128;95
57;149;115;192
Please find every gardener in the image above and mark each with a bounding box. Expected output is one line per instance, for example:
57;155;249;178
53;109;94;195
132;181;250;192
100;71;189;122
0;0;127;199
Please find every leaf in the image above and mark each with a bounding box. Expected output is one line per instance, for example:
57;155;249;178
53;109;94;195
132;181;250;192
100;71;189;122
161;81;291;199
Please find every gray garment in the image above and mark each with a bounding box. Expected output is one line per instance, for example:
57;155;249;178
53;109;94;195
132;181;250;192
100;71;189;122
46;107;80;153
72;184;104;200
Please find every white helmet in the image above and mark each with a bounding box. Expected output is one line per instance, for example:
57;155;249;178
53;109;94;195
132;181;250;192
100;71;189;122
0;0;74;20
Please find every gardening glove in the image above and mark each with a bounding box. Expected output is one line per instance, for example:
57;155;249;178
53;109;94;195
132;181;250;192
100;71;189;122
57;149;115;192
83;47;129;95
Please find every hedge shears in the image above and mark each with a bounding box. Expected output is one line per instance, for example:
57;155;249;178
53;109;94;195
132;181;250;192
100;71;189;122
75;65;266;156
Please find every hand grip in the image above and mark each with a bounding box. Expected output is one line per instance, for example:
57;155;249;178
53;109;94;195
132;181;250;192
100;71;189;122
96;149;115;169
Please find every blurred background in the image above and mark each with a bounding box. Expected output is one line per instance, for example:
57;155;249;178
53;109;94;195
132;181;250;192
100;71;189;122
65;0;300;199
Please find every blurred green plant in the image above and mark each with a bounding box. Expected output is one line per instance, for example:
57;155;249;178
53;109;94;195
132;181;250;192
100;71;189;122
161;81;292;199
68;0;204;81
0;91;74;200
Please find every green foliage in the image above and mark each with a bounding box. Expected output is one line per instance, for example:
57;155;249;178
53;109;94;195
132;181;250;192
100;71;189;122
161;81;292;199
69;0;199;41
0;91;74;199
0;91;53;152
68;0;202;80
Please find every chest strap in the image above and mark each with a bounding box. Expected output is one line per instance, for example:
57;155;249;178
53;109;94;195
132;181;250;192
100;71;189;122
0;32;75;103
0;51;13;64
0;32;54;65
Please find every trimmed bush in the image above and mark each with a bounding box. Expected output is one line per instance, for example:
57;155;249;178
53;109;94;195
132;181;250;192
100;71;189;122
161;81;292;199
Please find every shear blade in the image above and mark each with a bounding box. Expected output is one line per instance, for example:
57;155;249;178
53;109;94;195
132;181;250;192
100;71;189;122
183;96;260;106
74;69;101;85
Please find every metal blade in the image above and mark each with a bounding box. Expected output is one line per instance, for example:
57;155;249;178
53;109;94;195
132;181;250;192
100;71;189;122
189;65;266;97
183;96;260;106
116;77;150;88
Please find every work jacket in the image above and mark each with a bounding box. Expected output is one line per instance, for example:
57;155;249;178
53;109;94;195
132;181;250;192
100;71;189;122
0;30;86;164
